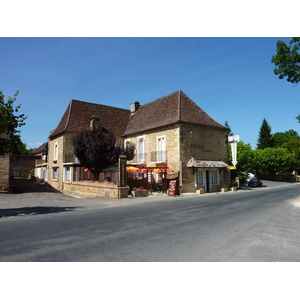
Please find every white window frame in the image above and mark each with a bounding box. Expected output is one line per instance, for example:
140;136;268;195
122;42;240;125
157;136;166;162
195;169;206;187
52;167;59;181
63;166;72;183
210;169;219;185
137;136;145;163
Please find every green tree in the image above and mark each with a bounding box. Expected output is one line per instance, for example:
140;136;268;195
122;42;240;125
230;141;254;172
224;120;234;136
272;129;299;148
271;37;300;85
257;118;272;149
255;148;294;175
0;91;27;155
272;37;300;140
281;138;300;173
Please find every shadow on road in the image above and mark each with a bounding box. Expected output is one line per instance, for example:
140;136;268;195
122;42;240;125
13;178;59;194
0;206;77;218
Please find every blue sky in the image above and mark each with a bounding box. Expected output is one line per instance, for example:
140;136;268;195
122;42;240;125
1;37;299;150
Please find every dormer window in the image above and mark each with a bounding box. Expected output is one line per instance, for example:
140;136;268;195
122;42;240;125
90;115;102;131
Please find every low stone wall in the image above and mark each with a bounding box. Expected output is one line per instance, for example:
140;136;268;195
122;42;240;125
62;181;128;199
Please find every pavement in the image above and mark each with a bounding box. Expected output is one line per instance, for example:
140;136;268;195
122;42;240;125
0;177;298;215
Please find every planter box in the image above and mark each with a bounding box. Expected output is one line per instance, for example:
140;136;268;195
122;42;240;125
230;187;237;191
132;190;148;197
196;189;204;194
221;187;228;192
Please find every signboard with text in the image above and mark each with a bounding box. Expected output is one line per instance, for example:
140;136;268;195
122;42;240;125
118;155;127;187
168;180;177;197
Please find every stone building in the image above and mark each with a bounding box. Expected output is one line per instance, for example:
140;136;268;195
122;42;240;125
123;90;230;192
35;90;230;193
40;99;130;191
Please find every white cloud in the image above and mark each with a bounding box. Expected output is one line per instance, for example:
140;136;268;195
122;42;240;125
28;142;43;147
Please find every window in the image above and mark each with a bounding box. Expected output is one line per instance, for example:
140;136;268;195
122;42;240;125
157;136;166;162
196;170;206;186
210;169;219;185
64;167;71;183
52;167;59;180
137;137;145;163
54;143;58;161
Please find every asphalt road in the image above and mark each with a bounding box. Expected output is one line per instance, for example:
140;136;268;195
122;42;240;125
1;179;300;261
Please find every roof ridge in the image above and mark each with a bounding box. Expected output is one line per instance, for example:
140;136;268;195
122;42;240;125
63;99;74;133
70;99;130;112
139;90;180;107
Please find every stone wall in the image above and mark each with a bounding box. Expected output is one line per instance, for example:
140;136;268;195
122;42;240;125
12;155;36;178
0;153;10;189
63;181;128;198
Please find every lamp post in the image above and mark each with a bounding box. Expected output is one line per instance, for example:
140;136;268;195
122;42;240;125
180;127;194;143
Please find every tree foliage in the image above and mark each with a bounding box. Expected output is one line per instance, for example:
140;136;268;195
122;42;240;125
272;129;299;148
271;37;300;148
271;37;300;85
72;129;135;180
224;120;234;136
257;118;272;149
0;90;27;155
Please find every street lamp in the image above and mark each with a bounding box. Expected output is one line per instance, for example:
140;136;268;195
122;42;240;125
180;127;194;143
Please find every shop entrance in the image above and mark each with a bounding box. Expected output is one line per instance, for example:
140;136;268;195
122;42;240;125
195;169;219;193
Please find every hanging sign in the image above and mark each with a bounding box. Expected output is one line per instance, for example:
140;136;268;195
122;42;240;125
228;135;240;142
231;142;237;166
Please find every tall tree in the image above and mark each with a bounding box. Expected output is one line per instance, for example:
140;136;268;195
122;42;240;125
257;118;272;149
0;90;27;155
72;129;135;180
224;120;234;136
271;37;300;85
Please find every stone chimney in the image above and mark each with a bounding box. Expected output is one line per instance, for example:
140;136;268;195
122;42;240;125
130;101;140;115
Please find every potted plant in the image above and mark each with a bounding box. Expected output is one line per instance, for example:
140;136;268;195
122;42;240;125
131;187;148;197
221;184;228;192
229;182;237;191
196;186;204;194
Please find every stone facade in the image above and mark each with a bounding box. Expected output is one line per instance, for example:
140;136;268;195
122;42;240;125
180;124;230;192
0;153;10;191
125;123;230;193
62;181;128;199
12;155;36;178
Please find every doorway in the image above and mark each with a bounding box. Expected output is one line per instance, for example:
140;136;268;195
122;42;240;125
206;170;210;192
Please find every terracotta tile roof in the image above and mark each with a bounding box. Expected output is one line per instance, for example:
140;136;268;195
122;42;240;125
49;100;131;139
123;90;228;136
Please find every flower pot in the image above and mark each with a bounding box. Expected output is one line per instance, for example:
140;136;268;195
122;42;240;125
230;187;237;191
196;189;204;194
131;190;148;197
221;187;228;192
